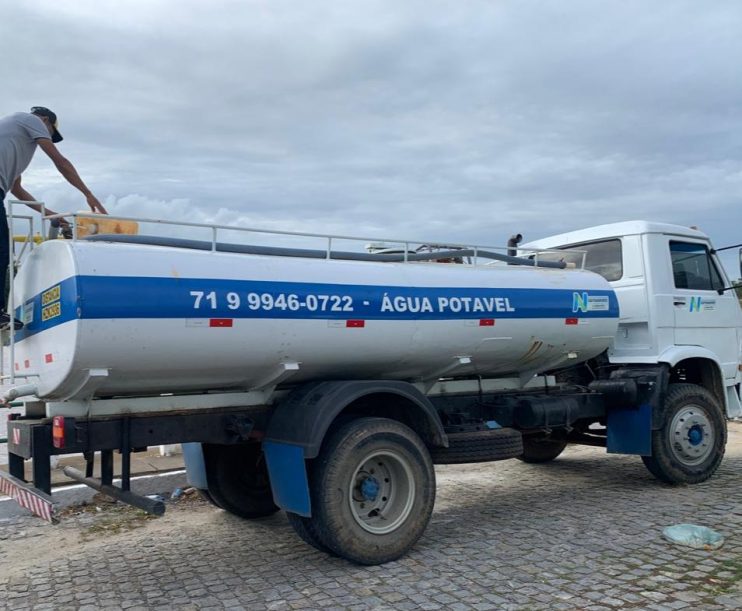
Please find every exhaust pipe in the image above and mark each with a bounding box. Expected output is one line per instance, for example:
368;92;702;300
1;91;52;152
507;233;523;263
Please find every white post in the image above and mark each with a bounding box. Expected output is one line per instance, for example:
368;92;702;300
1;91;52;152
7;201;15;384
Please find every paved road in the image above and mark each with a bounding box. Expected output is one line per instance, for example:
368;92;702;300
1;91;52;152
1;425;741;610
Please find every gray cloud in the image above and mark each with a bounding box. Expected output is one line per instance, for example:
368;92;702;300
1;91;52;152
3;0;742;273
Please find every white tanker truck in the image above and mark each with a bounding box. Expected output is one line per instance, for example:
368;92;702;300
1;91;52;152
1;215;740;565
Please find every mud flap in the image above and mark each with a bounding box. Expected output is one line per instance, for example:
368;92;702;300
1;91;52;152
606;403;652;455
182;442;208;489
262;441;311;517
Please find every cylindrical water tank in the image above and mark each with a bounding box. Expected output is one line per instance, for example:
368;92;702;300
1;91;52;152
11;239;619;401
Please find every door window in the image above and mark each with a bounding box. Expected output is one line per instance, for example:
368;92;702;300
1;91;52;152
670;241;724;291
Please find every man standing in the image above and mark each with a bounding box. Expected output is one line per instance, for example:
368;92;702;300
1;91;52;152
0;106;107;329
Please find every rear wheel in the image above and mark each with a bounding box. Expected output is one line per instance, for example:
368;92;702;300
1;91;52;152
642;383;726;484
203;443;279;519
518;433;568;463
286;512;334;555
304;417;435;565
198;489;223;508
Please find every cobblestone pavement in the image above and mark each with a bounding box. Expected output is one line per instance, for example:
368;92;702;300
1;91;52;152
1;424;741;610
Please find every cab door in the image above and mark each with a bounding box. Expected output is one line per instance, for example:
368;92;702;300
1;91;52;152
670;240;741;379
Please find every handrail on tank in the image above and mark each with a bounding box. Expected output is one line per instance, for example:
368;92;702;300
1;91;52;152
2;201;41;385
38;210;587;271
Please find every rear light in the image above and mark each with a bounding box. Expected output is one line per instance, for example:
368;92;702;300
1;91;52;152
52;416;65;449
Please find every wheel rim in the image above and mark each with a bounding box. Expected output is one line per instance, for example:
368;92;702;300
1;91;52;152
669;404;715;466
348;450;415;535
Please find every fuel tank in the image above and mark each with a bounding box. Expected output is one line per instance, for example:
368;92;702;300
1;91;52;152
12;238;619;400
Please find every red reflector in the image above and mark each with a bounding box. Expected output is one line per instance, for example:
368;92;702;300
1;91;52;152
14;363;19;371
52;416;65;449
565;318;579;325
479;319;495;326
209;319;233;327
346;320;365;328
24;359;30;369
45;353;54;363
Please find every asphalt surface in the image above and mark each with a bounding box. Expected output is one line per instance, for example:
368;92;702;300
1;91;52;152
0;423;740;610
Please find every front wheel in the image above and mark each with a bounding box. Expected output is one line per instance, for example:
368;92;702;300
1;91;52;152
305;417;436;565
642;383;726;484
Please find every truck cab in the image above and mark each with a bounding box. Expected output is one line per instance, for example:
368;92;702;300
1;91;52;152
524;220;742;419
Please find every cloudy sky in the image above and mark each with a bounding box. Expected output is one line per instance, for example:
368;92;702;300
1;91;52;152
3;1;742;273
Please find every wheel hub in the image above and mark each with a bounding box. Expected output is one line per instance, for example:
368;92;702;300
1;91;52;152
669;405;714;466
687;425;703;446
349;450;415;535
360;476;380;501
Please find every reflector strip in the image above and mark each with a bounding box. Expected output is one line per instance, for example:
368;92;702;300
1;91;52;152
565;318;579;325
0;470;55;522
24;359;30;369
45;353;54;364
209;319;233;327
479;319;495;326
346;320;365;328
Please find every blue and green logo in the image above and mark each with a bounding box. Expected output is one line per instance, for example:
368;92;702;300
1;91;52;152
573;292;590;313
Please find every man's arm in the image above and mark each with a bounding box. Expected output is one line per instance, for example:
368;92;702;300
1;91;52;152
36;139;108;214
10;176;68;224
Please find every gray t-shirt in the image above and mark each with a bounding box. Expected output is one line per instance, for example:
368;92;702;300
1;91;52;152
0;112;51;195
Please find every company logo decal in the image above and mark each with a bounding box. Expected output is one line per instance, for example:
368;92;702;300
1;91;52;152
573;292;610;314
689;297;716;312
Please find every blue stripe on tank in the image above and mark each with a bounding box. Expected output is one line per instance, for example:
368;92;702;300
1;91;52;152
14;275;619;340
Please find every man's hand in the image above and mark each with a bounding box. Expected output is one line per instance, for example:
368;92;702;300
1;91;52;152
86;193;108;214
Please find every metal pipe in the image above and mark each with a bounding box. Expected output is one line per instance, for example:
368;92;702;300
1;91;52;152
62;466;166;516
8;201;15;384
507;233;523;262
2;383;39;403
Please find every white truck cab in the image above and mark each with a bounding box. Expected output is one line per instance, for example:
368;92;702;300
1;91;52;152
525;220;742;418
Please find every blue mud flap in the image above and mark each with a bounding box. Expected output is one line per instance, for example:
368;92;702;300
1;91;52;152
182;443;208;489
262;441;311;517
607;403;652;456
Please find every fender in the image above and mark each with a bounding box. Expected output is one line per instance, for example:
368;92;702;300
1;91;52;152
657;345;724;372
262;380;447;517
657;345;732;415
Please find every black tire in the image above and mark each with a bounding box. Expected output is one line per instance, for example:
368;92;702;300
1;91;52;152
642;383;726;484
430;428;523;464
203;443;279;519
517;434;568;464
307;417;436;565
285;512;335;555
198;489;223;508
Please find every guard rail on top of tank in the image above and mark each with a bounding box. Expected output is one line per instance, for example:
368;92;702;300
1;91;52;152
39;210;587;269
